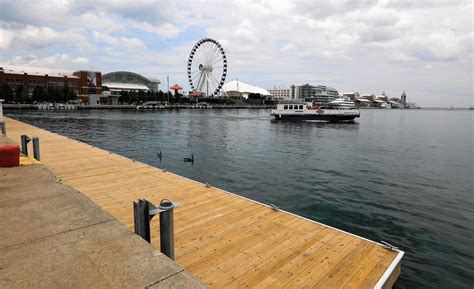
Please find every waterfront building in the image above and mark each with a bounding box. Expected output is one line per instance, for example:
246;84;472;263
342;92;360;101
222;80;271;99
376;91;389;102
0;65;102;103
102;71;161;93
360;94;375;101
290;84;339;104
267;87;291;99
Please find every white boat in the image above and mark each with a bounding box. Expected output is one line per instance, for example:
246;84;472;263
329;98;356;109
388;101;401;109
271;102;360;122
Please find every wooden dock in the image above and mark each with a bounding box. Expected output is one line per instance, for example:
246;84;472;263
4;117;403;288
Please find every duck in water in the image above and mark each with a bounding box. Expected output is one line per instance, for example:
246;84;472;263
183;154;194;163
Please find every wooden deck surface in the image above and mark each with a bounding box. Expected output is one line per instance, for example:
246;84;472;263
4;117;402;288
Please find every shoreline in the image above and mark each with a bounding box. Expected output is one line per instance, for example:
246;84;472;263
2;103;274;110
4;104;471;111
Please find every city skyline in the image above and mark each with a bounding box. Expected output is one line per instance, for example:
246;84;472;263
0;0;472;107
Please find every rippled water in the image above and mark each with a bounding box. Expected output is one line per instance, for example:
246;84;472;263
6;109;473;288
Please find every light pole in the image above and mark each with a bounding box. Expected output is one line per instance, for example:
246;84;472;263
167;75;170;104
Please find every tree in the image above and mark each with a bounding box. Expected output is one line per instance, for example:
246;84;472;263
61;87;76;103
0;84;14;103
14;86;23;103
20;84;31;103
66;88;77;102
32;86;47;103
137;90;146;103
118;90;129;104
46;86;60;103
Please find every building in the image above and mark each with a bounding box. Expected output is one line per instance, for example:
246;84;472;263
102;71;161;94
290;84;339;104
342;92;360;101
267;87;291;99
0;65;102;103
222;80;271;99
0;66;81;96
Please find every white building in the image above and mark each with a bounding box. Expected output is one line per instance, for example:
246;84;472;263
342;92;360;100
267;87;291;99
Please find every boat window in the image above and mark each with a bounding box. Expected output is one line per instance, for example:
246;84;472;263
284;105;288;109
289;105;293;109
299;105;303;109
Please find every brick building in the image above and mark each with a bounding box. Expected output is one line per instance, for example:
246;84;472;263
0;66;101;103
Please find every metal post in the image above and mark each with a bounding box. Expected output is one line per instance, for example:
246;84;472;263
0;99;5;136
0;121;5;136
0;99;4;120
159;200;175;260
132;198;177;260
133;199;151;242
32;136;40;161
20;135;31;156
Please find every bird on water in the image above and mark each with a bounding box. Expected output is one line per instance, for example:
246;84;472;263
157;151;162;158
184;154;194;163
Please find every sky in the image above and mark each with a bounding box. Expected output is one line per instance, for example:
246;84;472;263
0;0;472;107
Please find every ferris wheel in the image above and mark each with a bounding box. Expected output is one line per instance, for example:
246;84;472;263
187;38;227;97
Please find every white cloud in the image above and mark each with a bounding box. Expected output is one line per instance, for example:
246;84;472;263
0;28;14;49
120;37;145;50
5;53;89;69
93;31;118;45
134;22;184;38
73;57;89;64
280;43;297;52
16;26;61;49
0;25;95;52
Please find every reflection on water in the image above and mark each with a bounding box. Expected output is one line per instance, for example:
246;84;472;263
5;108;474;289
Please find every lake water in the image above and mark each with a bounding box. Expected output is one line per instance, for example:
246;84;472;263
5;108;473;288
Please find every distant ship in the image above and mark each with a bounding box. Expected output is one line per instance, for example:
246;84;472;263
271;101;360;122
469;106;474;110
328;98;356;109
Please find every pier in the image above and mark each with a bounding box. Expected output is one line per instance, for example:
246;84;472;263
0;137;205;288
3;117;403;288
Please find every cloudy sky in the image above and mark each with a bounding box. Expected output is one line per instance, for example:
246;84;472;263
0;0;472;107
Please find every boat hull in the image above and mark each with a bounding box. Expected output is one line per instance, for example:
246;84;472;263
272;112;360;122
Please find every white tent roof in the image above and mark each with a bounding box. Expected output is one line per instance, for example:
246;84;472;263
102;82;149;91
222;80;270;97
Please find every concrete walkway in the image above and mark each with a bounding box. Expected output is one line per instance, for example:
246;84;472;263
0;163;206;288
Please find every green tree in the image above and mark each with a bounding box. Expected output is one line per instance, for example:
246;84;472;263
137;90;146;103
14;86;23;103
20;84;30;103
66;88;77;102
32;86;47;103
47;86;60;102
0;84;14;103
61;87;76;103
118;90;128;104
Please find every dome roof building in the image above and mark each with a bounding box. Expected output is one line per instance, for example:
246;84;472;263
102;71;160;93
